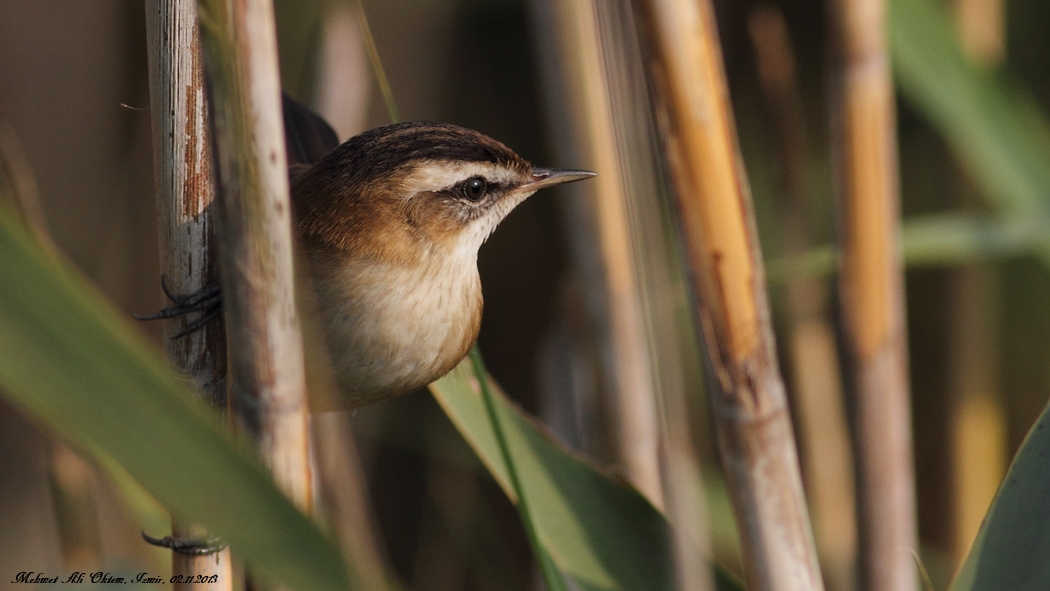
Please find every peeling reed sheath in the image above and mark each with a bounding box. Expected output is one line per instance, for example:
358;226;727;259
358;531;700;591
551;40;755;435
826;0;917;589
144;0;232;588
197;0;314;530
630;1;823;589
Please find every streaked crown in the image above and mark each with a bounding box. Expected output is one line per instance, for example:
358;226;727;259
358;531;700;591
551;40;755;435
292;122;592;262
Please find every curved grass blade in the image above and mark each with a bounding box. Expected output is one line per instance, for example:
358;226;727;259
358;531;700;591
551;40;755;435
0;208;351;591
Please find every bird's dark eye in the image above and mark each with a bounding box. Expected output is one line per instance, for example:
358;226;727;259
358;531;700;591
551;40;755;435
461;177;487;201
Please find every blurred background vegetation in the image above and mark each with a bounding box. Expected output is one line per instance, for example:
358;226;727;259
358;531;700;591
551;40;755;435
1;0;1049;589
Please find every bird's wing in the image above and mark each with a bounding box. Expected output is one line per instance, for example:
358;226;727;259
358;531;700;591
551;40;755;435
282;92;340;166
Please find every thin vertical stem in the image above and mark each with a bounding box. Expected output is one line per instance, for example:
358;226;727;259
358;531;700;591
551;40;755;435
631;0;824;589
353;0;399;124
144;0;232;588
946;267;1005;566
827;0;918;589
314;412;399;591
309;9;396;589
574;0;665;508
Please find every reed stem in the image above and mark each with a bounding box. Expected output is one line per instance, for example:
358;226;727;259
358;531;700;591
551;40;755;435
196;1;314;588
529;1;716;587
827;0;918;588
749;7;858;590
631;0;824;589
144;0;232;587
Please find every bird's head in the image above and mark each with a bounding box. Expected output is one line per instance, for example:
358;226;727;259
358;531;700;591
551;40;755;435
292;122;594;264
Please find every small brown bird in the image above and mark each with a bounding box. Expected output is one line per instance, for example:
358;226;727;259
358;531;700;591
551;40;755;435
150;99;594;408
294;121;593;407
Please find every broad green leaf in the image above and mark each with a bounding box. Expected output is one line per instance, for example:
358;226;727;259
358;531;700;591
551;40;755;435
0;209;351;591
890;0;1050;264
431;363;743;591
431;363;672;591
950;399;1050;591
467;348;571;591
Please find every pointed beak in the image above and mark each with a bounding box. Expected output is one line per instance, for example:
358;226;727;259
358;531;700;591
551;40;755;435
522;168;597;191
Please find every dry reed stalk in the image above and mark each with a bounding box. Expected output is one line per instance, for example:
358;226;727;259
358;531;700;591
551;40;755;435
826;0;917;589
748;7;858;591
571;0;666;509
533;0;663;506
552;1;718;588
528;0;613;469
144;1;232;587
529;0;718;584
948;0;1007;570
631;0;823;589
196;0;314;569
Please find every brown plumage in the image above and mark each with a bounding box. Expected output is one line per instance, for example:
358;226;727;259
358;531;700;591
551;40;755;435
287;120;593;408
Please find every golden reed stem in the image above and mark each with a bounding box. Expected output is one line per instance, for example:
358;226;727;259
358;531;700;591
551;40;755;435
827;0;918;588
632;0;824;589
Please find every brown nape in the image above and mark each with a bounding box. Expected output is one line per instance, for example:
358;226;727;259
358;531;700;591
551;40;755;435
291;122;531;254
